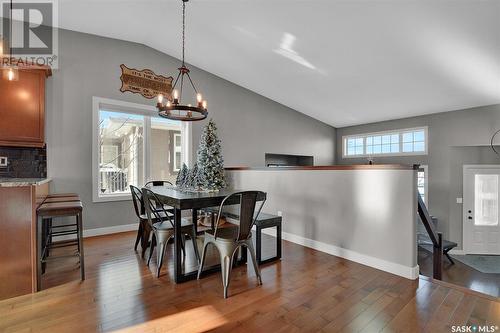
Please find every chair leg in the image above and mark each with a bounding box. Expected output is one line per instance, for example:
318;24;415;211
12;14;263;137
197;239;210;279
445;251;455;265
36;215;43;291
181;234;186;257
134;221;143;251
191;231;200;263
77;212;85;281
156;241;167;278
148;233;156;266
246;240;262;285
221;254;232;299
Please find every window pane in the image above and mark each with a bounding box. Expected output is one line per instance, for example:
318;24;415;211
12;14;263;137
347;139;355;148
382;135;391;144
373;136;381;145
402;132;413;143
366;146;373;154
391;144;399;153
413;130;425;142
356;138;363;146
99;110;144;195
382;144;391;153
391;134;399;144
347;147;355;155
355;146;363;155
366;137;373;145
403;142;413;152
414;141;425;152
373;145;382;154
151;117;182;183
474;174;498;226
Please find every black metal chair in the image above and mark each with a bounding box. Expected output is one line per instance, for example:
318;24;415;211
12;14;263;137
144;180;173;187
197;191;266;298
142;188;200;277
130;185;173;258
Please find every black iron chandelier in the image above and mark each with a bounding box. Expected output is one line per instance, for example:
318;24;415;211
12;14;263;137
157;0;207;121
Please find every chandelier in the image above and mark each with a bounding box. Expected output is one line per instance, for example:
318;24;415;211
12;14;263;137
156;0;207;121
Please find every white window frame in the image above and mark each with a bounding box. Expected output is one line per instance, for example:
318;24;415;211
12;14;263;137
418;165;429;206
342;126;428;158
92;96;192;203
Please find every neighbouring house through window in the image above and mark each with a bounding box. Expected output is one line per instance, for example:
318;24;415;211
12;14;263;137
92;97;191;202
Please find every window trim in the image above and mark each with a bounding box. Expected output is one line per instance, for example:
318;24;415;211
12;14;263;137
342;126;428;158
92;96;192;203
418;165;429;206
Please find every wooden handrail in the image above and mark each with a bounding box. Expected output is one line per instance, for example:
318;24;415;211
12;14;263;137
417;191;443;280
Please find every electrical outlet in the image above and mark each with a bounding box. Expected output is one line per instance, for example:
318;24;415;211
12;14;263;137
277;211;283;217
0;156;7;167
456;197;463;204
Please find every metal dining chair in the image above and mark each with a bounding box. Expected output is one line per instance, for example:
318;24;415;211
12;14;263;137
142;188;200;277
197;191;266;298
130;185;150;258
144;180;173;187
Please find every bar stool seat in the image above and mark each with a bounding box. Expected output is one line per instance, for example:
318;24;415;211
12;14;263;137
46;193;80;198
42;196;82;204
36;199;84;291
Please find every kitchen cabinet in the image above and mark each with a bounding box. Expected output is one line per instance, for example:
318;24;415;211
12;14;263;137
0;67;51;148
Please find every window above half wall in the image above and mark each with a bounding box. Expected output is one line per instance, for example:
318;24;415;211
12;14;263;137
342;126;428;158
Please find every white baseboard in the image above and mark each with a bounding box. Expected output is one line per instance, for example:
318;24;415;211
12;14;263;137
53;223;138;241
449;249;465;255
261;228;419;280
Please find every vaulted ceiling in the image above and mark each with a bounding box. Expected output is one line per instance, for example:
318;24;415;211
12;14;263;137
24;1;500;127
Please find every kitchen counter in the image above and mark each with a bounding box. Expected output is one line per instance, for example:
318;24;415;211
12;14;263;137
0;178;51;187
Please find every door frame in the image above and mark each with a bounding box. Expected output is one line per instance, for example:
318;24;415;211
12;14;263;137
463;164;500;255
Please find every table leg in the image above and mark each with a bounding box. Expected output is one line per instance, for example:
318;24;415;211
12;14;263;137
174;208;182;283
192;209;198;234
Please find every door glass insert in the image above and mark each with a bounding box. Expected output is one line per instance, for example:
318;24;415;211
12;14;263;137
474;174;499;226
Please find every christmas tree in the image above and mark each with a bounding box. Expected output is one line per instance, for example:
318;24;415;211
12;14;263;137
176;163;189;187
196;119;226;191
193;162;206;190
185;163;197;189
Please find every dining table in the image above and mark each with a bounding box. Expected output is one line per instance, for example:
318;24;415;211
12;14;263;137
148;185;267;283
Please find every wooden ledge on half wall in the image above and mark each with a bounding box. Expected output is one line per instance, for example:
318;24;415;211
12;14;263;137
225;164;419;171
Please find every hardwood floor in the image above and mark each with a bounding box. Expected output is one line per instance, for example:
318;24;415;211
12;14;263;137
418;247;500;298
0;232;499;333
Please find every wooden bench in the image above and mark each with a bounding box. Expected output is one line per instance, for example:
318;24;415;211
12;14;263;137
203;208;282;265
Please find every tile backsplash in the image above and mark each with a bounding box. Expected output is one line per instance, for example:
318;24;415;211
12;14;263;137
0;146;47;178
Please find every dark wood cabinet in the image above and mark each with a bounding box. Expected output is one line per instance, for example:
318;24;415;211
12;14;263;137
0;67;51;148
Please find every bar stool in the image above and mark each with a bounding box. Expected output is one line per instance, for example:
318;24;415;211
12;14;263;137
37;200;85;291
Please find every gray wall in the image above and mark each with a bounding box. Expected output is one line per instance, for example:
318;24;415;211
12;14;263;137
228;168;418;279
45;29;336;230
335;104;500;249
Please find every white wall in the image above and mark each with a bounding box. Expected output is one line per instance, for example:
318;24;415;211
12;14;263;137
227;168;419;279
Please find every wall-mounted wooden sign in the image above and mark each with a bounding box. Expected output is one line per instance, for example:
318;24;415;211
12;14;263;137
119;64;173;99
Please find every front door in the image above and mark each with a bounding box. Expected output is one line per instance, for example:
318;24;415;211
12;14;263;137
463;166;500;254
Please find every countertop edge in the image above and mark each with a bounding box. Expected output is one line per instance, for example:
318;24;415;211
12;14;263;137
0;178;52;187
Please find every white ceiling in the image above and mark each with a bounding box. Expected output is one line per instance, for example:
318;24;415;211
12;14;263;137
31;1;500;127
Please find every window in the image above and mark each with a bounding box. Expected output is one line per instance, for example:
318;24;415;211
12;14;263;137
343;127;427;158
92;97;191;202
417;165;428;205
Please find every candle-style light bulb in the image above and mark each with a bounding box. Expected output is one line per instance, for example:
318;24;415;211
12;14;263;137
157;94;164;103
7;68;14;81
202;100;207;109
196;93;202;103
166;100;171;107
173;89;179;99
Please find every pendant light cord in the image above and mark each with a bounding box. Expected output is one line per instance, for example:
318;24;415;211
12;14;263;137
182;0;186;66
9;0;13;65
